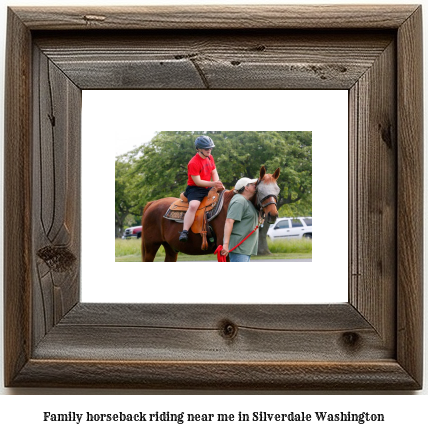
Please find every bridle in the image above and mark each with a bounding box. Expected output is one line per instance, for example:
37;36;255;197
259;194;278;210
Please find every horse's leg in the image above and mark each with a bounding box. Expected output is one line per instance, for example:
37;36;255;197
162;243;178;262
142;240;161;262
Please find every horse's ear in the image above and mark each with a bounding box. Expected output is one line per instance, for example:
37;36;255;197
273;168;280;180
259;166;266;179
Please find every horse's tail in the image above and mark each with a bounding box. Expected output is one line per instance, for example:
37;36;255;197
141;201;155;261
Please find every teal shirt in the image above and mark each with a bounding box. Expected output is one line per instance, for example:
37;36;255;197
225;194;259;256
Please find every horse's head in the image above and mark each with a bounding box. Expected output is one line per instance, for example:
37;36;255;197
256;166;280;224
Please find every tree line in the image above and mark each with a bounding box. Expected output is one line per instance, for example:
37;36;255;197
115;131;312;248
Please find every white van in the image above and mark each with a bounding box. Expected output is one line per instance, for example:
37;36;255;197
267;217;312;241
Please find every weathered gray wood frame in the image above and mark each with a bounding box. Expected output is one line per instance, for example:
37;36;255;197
4;5;423;390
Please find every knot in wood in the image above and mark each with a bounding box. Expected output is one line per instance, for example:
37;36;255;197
219;320;238;340
341;332;361;350
37;245;76;272
378;122;393;149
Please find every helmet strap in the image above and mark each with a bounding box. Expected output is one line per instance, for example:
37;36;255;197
197;148;210;159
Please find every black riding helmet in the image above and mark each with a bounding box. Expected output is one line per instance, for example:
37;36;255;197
195;135;215;150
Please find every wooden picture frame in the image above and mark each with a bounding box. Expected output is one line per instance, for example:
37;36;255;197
4;5;423;390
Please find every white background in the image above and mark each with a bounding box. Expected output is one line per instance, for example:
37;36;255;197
82;89;348;303
0;0;427;430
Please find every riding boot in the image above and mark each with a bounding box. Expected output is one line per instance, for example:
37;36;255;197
179;230;189;242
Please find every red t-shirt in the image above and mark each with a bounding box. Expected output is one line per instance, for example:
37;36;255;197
187;153;216;186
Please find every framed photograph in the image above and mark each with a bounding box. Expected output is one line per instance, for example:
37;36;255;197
83;90;347;304
4;5;423;389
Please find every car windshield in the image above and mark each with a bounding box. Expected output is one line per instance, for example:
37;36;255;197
303;218;312;226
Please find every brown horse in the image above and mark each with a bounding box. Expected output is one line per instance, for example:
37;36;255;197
141;166;280;262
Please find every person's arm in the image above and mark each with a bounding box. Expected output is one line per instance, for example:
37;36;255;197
221;218;235;256
211;168;219;182
211;169;224;189
191;175;223;190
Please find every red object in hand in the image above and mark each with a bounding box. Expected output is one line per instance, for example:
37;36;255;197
214;225;259;262
214;245;227;262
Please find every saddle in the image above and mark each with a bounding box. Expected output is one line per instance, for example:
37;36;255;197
164;188;225;250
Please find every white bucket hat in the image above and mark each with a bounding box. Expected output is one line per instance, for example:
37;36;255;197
234;177;258;192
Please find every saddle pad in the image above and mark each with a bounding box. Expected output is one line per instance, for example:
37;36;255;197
163;189;225;233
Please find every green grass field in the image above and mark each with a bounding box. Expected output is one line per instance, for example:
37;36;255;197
116;238;312;262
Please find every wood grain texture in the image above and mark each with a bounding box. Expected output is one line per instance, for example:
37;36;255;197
32;46;81;348
34;31;394;90
12;360;419;390
3;8;32;388
349;39;396;351
32;304;392;362
3;5;423;390
60;303;370;329
396;6;424;387
11;5;419;30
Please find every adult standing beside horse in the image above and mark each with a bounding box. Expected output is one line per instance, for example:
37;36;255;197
179;135;224;242
221;177;259;262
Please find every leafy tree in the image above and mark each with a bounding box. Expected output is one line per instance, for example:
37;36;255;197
115;156;138;238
